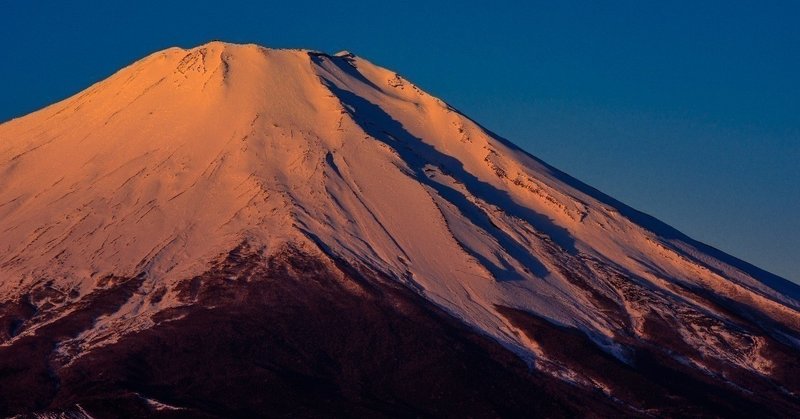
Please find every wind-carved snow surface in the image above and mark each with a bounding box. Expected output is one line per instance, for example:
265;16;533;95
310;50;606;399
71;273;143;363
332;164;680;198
1;42;799;383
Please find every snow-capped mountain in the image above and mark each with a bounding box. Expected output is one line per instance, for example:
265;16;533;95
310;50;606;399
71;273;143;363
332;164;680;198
1;42;798;417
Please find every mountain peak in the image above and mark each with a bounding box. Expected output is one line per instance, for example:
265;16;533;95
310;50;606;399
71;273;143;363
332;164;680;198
1;41;799;416
335;50;356;58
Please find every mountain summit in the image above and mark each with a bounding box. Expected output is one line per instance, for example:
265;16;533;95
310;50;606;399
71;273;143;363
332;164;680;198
1;42;799;417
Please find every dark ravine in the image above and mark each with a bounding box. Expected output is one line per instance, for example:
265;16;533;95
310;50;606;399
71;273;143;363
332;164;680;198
0;243;796;418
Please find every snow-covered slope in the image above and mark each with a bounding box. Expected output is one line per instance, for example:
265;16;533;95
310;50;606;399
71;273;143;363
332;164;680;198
1;42;799;416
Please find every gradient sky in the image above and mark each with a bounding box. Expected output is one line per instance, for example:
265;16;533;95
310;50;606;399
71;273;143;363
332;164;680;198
2;1;798;282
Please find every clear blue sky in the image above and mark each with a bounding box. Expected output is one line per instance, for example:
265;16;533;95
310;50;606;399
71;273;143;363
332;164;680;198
2;1;798;282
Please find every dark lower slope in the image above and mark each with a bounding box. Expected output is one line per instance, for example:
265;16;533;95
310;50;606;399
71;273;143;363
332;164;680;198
1;243;798;418
0;243;624;418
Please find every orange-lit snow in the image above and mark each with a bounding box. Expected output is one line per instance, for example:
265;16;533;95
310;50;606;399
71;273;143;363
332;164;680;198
1;42;797;370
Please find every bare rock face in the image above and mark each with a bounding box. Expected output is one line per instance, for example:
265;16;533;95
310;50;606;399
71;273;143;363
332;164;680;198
0;42;798;417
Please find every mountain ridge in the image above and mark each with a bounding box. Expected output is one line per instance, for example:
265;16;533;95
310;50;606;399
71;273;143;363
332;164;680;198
1;41;799;417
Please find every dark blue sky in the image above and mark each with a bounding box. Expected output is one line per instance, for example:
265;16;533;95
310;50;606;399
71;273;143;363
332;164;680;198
2;1;798;281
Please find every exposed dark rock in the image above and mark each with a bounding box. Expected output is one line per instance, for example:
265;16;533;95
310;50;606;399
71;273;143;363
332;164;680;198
1;245;633;418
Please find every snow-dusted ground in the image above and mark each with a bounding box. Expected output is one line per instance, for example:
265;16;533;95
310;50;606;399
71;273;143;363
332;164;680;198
1;42;798;380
